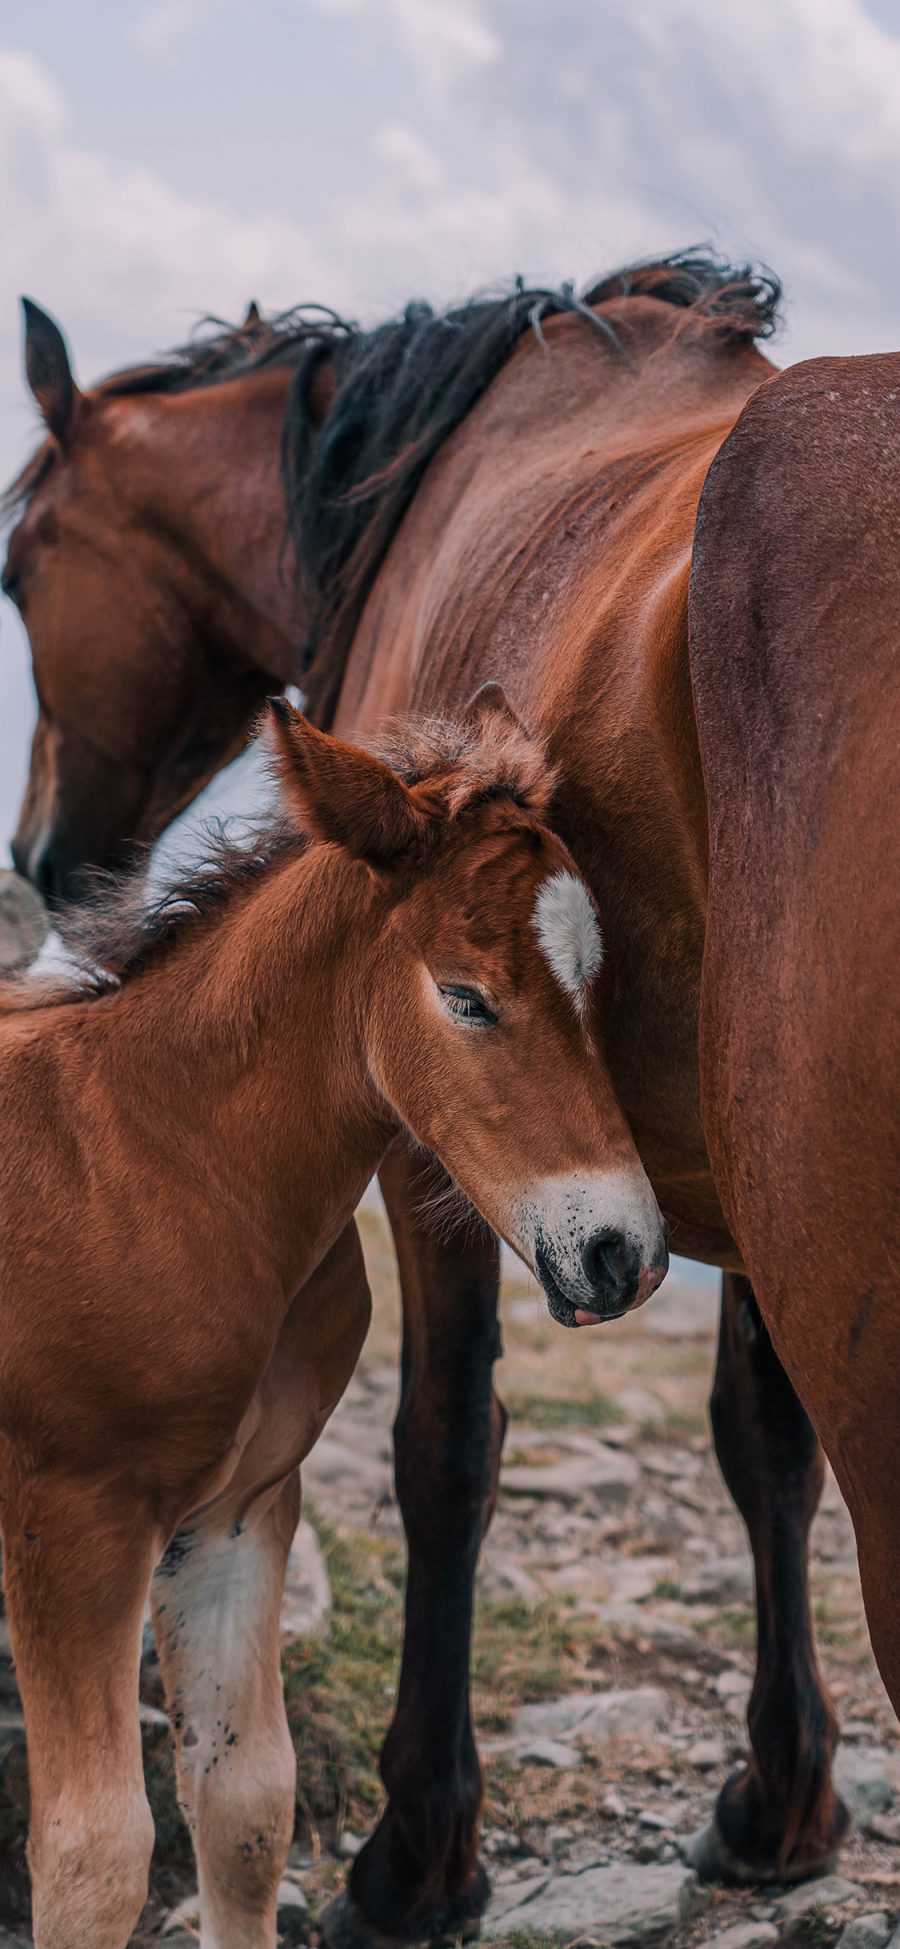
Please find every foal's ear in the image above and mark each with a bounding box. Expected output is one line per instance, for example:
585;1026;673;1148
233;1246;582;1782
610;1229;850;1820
21;298;81;445
268;699;432;865
463;680;530;739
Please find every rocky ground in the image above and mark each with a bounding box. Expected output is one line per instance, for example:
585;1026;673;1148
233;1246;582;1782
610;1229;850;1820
1;877;899;1946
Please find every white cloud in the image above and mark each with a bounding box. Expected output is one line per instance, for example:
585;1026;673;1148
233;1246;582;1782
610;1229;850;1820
373;123;446;194
309;0;500;89
129;0;222;61
321;0;900;361
0;41;351;496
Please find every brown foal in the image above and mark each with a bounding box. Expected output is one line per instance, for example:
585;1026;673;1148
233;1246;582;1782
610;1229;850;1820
0;695;666;1949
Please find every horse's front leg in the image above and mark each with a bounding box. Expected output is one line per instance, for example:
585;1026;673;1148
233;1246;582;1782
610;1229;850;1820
692;1272;849;1883
325;1143;504;1949
2;1473;159;1949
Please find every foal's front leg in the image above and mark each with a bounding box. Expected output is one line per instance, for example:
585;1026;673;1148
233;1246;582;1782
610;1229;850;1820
2;1474;159;1949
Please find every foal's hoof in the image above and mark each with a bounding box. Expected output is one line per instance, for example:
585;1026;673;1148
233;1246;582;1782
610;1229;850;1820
320;1888;482;1949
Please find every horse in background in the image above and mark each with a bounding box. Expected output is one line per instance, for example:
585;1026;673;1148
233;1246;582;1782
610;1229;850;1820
0;693;667;1949
6;259;894;1946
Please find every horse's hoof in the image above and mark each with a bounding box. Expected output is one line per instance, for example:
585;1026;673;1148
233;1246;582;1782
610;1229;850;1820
683;1818;839;1888
319;1889;482;1949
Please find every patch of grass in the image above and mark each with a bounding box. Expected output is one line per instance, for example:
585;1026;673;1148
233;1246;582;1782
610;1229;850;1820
695;1606;756;1649
504;1392;624;1433
652;1577;682;1601
473;1595;583;1732
283;1518;586;1842
283;1522;405;1838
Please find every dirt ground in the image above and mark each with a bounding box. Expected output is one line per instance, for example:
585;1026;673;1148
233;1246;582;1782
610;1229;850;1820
2;1194;899;1946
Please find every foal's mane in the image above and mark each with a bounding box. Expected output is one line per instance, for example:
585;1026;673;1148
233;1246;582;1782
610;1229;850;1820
0;711;553;1015
4;248;781;726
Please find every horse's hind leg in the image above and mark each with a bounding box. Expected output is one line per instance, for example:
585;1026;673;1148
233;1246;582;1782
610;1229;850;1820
2;1475;158;1948
324;1142;503;1949
151;1473;300;1949
692;1272;849;1883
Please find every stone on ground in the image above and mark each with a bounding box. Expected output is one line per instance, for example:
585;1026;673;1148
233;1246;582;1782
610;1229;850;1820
501;1441;637;1506
509;1686;668;1752
282;1518;331;1638
776;1874;864;1922
703;1923;779;1949
835;1743;900;1827
484;1859;704;1942
0;870;48;972
836;1914;891;1949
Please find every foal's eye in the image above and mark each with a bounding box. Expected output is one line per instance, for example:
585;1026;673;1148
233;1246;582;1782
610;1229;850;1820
439;984;498;1027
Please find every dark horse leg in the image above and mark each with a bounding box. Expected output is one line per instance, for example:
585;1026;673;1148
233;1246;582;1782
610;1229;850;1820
693;1272;849;1882
324;1142;503;1947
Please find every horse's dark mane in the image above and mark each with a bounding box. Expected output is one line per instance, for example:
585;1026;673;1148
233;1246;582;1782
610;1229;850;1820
3;248;781;716
281;249;781;724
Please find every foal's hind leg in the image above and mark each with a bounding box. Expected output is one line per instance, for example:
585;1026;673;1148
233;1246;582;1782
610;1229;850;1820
153;1221;372;1949
325;1143;504;1949
692;1273;849;1883
2;1475;158;1948
152;1473;301;1949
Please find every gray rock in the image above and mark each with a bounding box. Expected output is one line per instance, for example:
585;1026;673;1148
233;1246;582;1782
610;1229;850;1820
510;1686;668;1751
488;1869;552;1921
687;1736;726;1770
501;1445;637;1507
834;1743;900;1827
704;1924;779;1949
516;1735;582;1768
276;1871;309;1942
484;1860;705;1942
0;870;48;973
601;1791;627;1819
776;1874;863;1922
837;1914;891;1949
282;1519;331;1639
681;1555;754;1604
869;1811;900;1842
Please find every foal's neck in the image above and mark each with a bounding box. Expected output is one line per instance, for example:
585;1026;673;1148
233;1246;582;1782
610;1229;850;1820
100;843;394;1289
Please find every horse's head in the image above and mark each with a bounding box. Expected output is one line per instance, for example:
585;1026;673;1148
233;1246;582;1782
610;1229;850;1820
272;686;668;1324
4;300;293;905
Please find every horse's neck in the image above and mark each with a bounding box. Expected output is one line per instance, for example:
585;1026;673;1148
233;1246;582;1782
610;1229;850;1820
144;371;301;684
92;846;393;1287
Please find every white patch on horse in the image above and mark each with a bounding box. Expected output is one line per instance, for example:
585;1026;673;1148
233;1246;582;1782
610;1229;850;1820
533;871;603;1012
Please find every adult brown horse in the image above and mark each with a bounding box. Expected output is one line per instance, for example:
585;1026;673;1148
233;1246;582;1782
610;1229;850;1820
1;695;667;1949
6;259;895;1943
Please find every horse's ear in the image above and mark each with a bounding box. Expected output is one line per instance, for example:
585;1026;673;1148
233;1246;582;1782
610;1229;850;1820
267;698;431;865
21;298;80;444
463;680;530;739
242;299;262;329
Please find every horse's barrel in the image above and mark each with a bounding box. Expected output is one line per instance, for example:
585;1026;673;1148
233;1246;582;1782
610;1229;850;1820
0;869;49;973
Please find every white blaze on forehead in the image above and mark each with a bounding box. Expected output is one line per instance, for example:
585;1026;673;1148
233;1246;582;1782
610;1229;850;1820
533;871;603;1009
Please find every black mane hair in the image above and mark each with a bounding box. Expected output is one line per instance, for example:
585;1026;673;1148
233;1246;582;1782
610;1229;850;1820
4;249;781;723
280;249;781;724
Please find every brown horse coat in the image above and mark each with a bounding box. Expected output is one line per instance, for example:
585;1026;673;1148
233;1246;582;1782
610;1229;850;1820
0;701;666;1948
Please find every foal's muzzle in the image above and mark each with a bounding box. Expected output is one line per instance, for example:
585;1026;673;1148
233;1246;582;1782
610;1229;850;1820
535;1223;669;1328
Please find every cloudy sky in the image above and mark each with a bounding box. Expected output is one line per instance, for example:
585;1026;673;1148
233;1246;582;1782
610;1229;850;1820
2;0;900;857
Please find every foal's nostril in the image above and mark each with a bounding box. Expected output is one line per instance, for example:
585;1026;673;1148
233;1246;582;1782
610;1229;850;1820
581;1228;633;1299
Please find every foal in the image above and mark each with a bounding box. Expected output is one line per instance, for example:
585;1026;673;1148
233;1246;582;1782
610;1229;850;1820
0;694;666;1949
